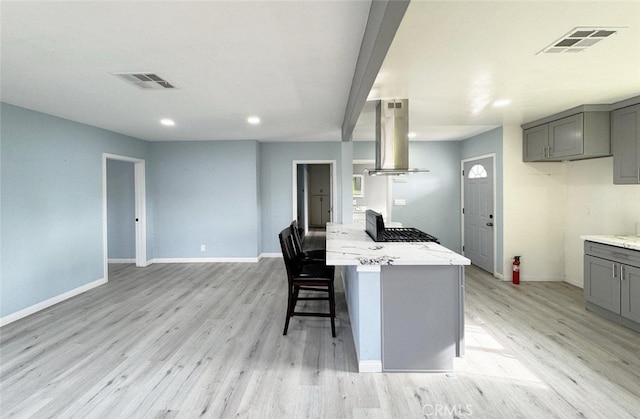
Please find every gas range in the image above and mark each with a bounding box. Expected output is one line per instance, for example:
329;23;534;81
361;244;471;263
365;209;439;243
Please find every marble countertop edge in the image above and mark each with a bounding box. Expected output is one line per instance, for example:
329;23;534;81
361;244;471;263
326;223;471;266
580;235;640;251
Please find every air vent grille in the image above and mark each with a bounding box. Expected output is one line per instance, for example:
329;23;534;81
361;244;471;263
113;72;177;89
538;27;622;54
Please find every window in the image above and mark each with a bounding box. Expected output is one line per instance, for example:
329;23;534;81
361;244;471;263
468;164;487;179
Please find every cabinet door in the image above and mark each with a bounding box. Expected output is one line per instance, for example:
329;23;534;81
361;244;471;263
549;114;584;159
523;124;549;161
621;264;640;323
612;104;640;184
584;255;621;314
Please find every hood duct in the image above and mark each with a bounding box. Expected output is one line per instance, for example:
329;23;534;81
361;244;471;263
365;99;429;176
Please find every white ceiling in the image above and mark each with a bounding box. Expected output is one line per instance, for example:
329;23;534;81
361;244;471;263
0;1;370;142
354;0;640;141
2;1;640;143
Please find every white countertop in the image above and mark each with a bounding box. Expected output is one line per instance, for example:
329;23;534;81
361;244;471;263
326;223;471;266
581;235;640;251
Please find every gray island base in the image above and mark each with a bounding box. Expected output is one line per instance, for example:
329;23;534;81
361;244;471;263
326;223;470;373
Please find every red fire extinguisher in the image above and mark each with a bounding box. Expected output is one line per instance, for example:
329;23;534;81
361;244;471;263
512;256;521;284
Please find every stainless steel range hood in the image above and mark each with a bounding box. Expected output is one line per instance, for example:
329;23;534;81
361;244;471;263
365;99;429;176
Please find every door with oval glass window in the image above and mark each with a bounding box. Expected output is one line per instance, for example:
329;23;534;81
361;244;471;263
463;156;494;273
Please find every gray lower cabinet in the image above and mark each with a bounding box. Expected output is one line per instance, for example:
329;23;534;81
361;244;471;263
584;254;621;313
584;241;640;331
612;103;640;184
621;264;640;323
381;265;464;372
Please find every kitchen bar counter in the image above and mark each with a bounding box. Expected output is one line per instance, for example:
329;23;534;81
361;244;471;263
327;223;471;266
580;235;640;251
326;223;470;373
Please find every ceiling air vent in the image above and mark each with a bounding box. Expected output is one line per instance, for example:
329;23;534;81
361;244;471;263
538;27;623;54
113;72;177;89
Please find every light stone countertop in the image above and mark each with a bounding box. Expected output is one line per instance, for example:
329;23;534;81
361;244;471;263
580;235;640;251
326;223;471;266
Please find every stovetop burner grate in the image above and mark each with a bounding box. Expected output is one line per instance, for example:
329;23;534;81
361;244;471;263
382;227;439;243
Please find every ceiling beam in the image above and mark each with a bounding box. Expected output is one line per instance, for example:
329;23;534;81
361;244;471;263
341;0;410;142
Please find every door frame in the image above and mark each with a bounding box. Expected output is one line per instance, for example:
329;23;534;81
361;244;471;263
292;160;337;232
102;153;148;282
461;153;497;275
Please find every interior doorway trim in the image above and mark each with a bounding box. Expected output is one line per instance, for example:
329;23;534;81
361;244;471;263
102;153;148;282
460;153;497;275
292;160;337;232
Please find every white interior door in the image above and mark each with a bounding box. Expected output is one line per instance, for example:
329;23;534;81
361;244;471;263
463;156;494;273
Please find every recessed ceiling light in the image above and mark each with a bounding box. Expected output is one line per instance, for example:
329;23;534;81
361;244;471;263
492;99;511;108
247;116;261;125
408;132;417;138
160;118;175;126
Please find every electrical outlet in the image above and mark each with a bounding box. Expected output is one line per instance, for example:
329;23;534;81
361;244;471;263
200;244;206;252
394;199;406;206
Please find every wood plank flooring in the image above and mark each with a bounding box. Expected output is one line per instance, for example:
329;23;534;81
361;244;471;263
1;258;639;418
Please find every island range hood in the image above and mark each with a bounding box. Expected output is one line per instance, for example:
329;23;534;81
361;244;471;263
365;99;429;176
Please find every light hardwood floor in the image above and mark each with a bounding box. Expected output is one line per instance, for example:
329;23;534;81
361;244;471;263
1;259;639;418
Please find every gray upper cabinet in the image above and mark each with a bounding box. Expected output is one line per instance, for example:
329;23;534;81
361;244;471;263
523;124;548;161
612;103;640;184
522;106;610;162
548;114;584;159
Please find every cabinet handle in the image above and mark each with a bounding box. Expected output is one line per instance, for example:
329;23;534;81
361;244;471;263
612;263;617;279
621;265;625;281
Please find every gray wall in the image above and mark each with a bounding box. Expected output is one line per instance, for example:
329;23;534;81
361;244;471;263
392;142;463;252
353;129;503;272
107;159;135;259
1;103;150;317
1;102;503;319
259;142;344;254
149;141;260;258
353;141;463;252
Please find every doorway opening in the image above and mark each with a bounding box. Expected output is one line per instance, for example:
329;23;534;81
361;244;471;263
292;160;336;234
461;154;496;274
102;153;147;282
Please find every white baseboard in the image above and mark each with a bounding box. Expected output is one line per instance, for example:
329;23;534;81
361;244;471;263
359;360;383;373
0;277;107;327
259;252;282;258
150;257;260;264
108;258;135;263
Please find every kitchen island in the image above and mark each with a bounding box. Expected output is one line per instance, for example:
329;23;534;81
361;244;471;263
326;223;470;373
